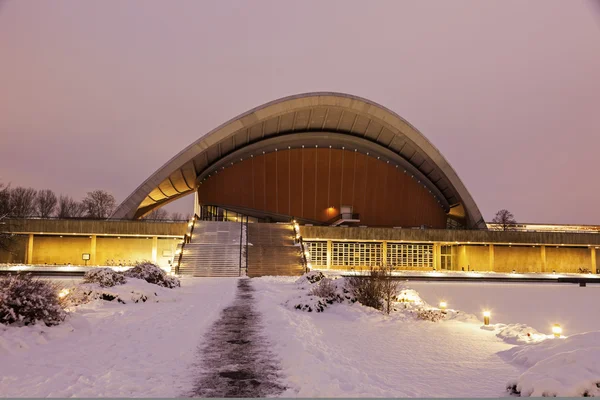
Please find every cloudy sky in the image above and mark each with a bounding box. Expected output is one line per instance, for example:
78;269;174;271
1;0;599;224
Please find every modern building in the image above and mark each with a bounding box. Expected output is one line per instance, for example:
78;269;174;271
2;93;599;276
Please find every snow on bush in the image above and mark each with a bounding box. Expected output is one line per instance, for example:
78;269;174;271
0;274;66;326
124;262;180;288
82;267;127;287
295;271;325;288
61;278;181;307
289;274;356;313
502;331;600;397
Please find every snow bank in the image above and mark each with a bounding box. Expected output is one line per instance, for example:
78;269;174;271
252;275;521;397
0;278;239;397
481;323;548;345
502;331;600;397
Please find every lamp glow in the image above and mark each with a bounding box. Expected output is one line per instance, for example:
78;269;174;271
58;289;70;298
552;324;562;338
483;310;491;325
439;301;447;310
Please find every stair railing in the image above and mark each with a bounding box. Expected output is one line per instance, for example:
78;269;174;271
291;219;311;273
175;215;197;274
245;215;249;275
239;215;243;276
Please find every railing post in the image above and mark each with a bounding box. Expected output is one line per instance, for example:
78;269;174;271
239;215;243;277
245;216;249;274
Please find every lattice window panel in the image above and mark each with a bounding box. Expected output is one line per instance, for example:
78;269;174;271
331;242;382;267
387;243;433;268
306;241;328;267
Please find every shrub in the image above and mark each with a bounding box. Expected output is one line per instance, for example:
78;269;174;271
415;309;446;322
345;267;386;311
292;276;356;313
0;273;66;326
124;261;180;288
82;268;127;287
309;277;337;298
296;271;325;285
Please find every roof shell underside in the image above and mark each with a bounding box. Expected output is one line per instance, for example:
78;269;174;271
112;93;485;228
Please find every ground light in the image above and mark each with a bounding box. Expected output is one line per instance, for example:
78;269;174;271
58;289;70;298
439;301;447;310
483;311;491;325
552;324;562;338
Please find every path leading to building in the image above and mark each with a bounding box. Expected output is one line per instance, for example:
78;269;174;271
188;279;286;398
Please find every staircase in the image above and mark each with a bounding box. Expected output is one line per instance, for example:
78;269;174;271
247;223;305;277
179;221;244;277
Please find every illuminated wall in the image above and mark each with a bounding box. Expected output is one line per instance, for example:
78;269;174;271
198;148;447;228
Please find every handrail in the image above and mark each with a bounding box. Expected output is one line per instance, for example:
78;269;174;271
292;219;311;273
245;215;249;275
239;215;243;276
323;213;360;226
175;214;197;274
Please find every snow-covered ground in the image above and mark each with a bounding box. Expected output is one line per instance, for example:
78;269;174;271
2;274;599;397
407;281;600;334
252;275;600;397
0;277;238;397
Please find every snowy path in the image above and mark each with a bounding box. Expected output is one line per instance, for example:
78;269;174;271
0;278;238;397
188;279;285;397
253;277;525;397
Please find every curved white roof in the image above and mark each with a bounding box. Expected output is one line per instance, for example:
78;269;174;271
111;92;485;229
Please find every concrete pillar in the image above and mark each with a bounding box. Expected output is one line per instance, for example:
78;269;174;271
382;241;388;266
26;234;34;264
541;245;547;273
90;235;97;265
152;236;158;263
591;247;597;274
489;244;495;272
326;240;332;269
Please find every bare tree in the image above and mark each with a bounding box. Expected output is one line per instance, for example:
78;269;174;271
57;195;86;218
0;183;15;252
0;183;11;217
36;189;57;218
170;212;183;221
9;187;37;217
380;264;400;315
143;208;169;221
82;190;116;219
492;209;516;231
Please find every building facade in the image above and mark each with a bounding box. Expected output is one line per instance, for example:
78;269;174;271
2;93;598;276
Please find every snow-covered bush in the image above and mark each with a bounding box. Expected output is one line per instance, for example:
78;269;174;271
82;268;127;288
60;281;172;307
415;309;446;322
124;262;180;288
295;271;325;286
0;273;66;326
309;277;337;298
290;274;356;313
345;267;386;311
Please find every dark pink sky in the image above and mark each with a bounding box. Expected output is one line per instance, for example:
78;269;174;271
1;1;599;224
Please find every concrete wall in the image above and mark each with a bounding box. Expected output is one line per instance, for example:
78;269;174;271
0;219;186;269
96;237;153;266
546;246;591;274
31;236;91;265
5;219;187;236
0;235;27;264
493;246;543;273
300;226;600;274
455;245;491;271
300;226;600;246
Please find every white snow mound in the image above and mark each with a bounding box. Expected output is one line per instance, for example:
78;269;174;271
502;331;600;397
